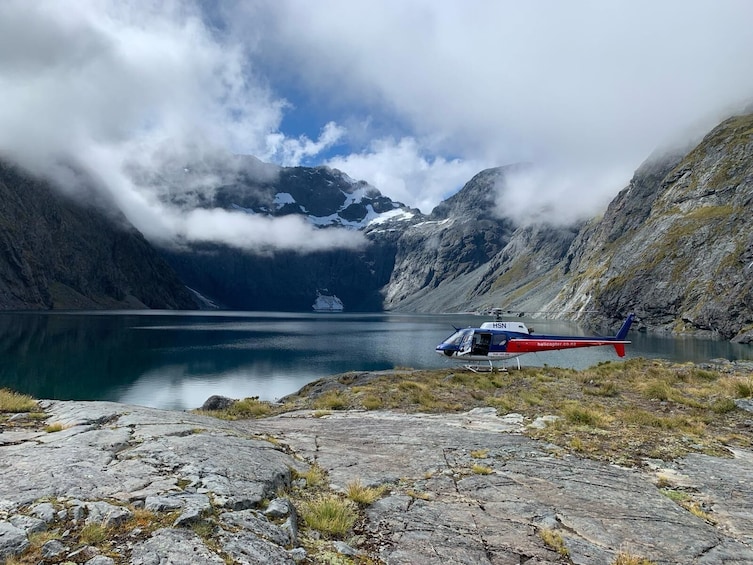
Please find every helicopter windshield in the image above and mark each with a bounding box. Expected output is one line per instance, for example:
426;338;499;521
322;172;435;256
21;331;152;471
442;328;473;346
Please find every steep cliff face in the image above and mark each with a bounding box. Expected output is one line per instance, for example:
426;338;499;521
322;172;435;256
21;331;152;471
382;167;516;309
463;222;580;313
0;161;197;310
545;114;753;341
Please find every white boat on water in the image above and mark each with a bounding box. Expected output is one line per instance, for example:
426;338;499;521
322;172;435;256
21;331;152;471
312;293;344;312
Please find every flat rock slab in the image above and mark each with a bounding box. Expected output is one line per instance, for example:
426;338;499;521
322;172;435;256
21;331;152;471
0;401;301;564
3;401;753;564
250;409;753;564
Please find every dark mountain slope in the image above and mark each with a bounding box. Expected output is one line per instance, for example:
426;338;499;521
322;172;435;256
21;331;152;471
0;161;197;310
155;161;415;311
545;114;753;341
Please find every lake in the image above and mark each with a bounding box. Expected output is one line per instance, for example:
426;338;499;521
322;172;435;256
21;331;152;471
0;311;750;410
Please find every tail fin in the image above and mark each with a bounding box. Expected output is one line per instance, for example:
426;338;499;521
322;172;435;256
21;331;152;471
613;343;626;357
615;313;635;340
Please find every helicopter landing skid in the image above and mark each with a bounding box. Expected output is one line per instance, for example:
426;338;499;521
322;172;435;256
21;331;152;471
463;357;520;373
464;362;506;373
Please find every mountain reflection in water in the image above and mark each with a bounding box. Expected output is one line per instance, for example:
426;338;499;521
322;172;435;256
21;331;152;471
0;311;749;410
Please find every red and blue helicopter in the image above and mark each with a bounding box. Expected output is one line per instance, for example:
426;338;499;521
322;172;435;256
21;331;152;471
436;310;635;369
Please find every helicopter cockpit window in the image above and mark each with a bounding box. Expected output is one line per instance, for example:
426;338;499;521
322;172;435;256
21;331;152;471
491;334;508;346
444;329;472;347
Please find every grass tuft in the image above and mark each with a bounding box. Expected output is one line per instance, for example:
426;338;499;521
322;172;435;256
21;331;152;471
0;388;38;412
196;396;272;420
562;403;609;427
345;480;388;505
313;390;349;410
294;463;327;488
612;551;657;565
79;522;110;545
300;494;357;537
471;463;493;475
539;528;569;556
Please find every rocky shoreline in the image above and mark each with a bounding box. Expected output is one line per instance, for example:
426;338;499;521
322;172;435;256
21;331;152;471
2;368;753;564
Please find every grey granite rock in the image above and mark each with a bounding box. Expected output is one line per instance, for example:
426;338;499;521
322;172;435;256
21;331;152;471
0;401;303;564
9;514;46;534
3;398;753;564
252;408;753;564
0;521;29;561
130;528;226;564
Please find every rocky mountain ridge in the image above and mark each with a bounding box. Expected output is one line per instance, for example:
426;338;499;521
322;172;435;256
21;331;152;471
385;113;753;343
543;114;753;342
0;113;751;343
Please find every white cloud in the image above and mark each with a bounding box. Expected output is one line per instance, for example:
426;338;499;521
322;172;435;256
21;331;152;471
0;0;361;253
267;121;346;166
326;137;485;213
2;0;753;238
496;166;633;226
245;0;753;219
180;208;366;253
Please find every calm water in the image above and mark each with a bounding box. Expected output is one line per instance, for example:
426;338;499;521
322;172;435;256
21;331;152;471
0;311;750;410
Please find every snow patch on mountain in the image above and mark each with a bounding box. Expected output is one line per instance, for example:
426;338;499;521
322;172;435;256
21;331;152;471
274;192;296;208
368;208;415;226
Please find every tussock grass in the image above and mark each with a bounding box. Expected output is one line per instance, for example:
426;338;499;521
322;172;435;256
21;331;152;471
725;376;753;398
312;390;349;410
300;494;357;537
562;403;611;427
126;508;180;532
613;551;657;565
539;528;569;556
471;463;493;475
361;394;384;410
294;463;327;488
0;388;38;412
195;396;272;420
346;480;388;505
43;422;65;433
80;522;110;545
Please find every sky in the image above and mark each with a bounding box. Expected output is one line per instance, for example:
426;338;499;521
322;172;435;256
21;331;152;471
1;0;753;252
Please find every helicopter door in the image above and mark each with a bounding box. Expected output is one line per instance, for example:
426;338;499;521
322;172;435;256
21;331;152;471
471;332;491;356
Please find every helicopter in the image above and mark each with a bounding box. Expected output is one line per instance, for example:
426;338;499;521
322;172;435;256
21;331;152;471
435;310;635;370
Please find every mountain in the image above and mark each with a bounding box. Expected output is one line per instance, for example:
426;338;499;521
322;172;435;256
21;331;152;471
381;167;517;311
0;160;197;310
382;114;753;343
1;113;751;343
544;114;753;342
156;159;419;311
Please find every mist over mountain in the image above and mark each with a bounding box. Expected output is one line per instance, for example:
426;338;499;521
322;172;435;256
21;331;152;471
0;160;197;310
0;112;751;343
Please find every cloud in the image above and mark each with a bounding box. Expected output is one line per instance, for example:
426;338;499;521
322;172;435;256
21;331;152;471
73;139;366;254
325;137;484;213
179;208;365;254
267;121;346;167
243;0;753;219
496;166;633;226
2;0;753;239
0;0;360;253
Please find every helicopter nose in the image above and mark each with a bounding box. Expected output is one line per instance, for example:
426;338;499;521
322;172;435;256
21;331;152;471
436;343;455;356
